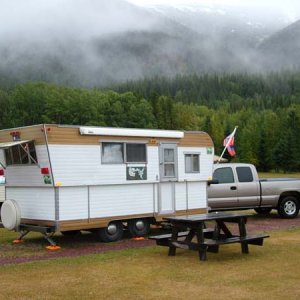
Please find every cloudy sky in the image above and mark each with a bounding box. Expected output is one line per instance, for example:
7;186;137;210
128;0;299;7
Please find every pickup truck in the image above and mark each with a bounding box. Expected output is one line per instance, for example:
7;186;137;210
208;163;300;218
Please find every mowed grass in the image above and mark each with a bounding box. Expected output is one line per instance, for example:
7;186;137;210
0;228;300;300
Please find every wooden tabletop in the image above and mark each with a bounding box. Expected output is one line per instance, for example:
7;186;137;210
163;211;251;223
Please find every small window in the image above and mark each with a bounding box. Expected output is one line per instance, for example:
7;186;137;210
102;142;124;164
163;148;175;177
5;141;38;166
185;154;200;173
236;167;253;182
213;167;234;184
126;143;146;163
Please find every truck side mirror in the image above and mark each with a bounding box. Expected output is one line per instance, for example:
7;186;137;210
208;179;219;185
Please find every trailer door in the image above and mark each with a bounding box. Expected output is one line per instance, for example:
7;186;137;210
158;143;178;214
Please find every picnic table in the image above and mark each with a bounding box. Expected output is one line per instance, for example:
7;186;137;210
149;212;269;261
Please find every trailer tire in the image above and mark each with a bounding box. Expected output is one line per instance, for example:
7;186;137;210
278;196;299;219
96;221;123;242
128;218;150;237
254;207;272;215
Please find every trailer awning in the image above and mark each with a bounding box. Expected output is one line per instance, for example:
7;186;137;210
79;127;184;138
0;140;32;149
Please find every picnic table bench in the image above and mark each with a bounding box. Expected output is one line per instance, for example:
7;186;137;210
149;212;269;261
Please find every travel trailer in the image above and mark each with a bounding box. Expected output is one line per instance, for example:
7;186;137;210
0;124;214;243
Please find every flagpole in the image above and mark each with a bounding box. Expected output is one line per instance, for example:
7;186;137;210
218;126;238;163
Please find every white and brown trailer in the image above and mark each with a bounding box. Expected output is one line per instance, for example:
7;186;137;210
0;124;214;242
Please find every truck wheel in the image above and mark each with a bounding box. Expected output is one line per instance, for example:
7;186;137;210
254;207;272;215
128;218;150;237
96;221;123;242
278;196;299;219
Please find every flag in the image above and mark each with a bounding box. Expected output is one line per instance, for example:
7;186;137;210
223;127;237;157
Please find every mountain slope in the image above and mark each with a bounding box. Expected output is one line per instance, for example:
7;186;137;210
258;20;300;69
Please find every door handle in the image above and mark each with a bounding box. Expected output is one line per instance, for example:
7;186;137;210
230;186;237;190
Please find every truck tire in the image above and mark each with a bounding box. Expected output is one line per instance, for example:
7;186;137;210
278;196;299;219
128;218;150;237
254;207;272;215
95;221;124;242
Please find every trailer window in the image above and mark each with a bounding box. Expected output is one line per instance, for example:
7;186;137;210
102;143;124;164
4;141;38;166
236;167;253;182
162;148;175;177
126;143;146;163
102;142;147;164
185;154;200;173
213;167;234;184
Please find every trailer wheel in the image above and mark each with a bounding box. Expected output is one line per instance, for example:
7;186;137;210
278;196;299;219
128;218;150;237
254;207;272;215
96;221;123;242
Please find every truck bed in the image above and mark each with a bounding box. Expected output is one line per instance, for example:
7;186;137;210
260;178;300;182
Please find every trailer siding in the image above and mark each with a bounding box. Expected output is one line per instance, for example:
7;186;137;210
89;184;154;219
0;186;4;202
49;145;212;186
186;181;207;209
49;144;160;186
6;187;55;220
59;186;89;220
177;147;213;182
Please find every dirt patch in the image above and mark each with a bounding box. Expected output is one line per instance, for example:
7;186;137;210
1;213;299;266
245;213;300;232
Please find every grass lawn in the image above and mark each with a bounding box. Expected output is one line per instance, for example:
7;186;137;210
0;228;300;300
258;172;300;178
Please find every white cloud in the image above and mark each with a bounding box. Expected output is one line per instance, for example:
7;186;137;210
128;0;300;9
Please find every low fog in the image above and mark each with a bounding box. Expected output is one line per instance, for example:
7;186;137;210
1;0;300;87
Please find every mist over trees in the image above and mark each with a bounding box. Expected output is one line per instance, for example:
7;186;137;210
1;72;300;172
1;0;300;87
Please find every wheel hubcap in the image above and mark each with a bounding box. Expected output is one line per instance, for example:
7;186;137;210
107;223;117;235
284;201;296;215
135;220;145;230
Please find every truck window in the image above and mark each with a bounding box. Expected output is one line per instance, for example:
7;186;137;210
213;167;234;184
236;167;253;182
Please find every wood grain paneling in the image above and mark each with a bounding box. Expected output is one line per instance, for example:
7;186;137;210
21;218;56;227
58;213;155;231
179;132;214;147
1;125;213;148
0;125;46;145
